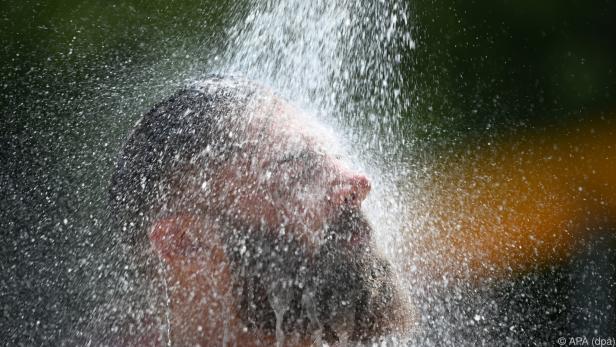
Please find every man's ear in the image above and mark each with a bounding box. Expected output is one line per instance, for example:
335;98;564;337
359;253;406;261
149;213;200;267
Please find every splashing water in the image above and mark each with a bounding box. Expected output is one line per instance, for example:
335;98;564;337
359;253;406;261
218;0;415;265
207;0;419;345
10;0;422;345
268;280;292;347
7;1;614;346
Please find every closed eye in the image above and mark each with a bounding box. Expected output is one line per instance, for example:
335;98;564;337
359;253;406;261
278;150;312;165
278;155;299;165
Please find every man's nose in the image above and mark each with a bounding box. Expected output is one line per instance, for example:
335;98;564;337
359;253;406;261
330;168;372;208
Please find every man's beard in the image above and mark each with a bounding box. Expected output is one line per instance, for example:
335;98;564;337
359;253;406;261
221;209;410;344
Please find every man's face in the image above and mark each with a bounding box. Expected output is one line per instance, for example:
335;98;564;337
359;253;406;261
213;96;372;250
192;93;409;343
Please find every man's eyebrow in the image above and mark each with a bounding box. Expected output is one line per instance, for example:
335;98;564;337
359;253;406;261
277;149;314;164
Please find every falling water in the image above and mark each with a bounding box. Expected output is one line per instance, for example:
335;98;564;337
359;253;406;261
218;0;415;264
211;0;417;345
6;0;615;345
302;289;324;346
4;0;427;345
268;281;292;347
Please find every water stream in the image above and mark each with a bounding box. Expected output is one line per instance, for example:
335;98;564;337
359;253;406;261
214;1;417;345
6;0;614;345
219;0;415;266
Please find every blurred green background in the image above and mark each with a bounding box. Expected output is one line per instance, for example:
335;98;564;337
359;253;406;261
1;0;615;344
406;0;616;147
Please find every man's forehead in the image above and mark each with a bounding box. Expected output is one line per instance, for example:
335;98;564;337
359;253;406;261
250;96;344;156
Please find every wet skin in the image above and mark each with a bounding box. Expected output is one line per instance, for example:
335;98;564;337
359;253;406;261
149;91;408;346
211;96;372;249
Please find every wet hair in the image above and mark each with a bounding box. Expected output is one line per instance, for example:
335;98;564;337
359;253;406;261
91;77;262;343
109;76;258;256
101;77;411;344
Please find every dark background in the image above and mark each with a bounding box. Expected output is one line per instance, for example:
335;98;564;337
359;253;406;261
2;0;615;345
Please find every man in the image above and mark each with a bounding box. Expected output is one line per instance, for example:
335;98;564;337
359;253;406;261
104;76;410;346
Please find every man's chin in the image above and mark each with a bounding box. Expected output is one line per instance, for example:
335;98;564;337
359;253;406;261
225;212;411;344
310;238;410;343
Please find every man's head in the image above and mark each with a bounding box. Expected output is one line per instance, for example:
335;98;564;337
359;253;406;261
110;76;410;345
